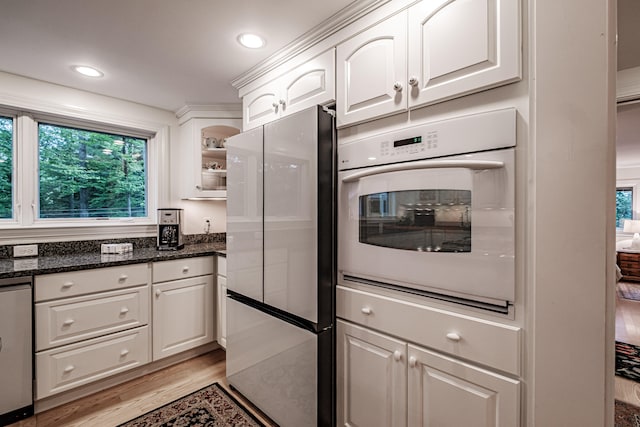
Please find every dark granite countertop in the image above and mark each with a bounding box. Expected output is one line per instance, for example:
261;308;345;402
0;242;227;279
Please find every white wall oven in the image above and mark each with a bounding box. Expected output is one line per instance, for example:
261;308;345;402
338;109;516;313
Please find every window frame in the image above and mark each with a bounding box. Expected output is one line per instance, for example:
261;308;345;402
0;109;16;222
0;106;164;242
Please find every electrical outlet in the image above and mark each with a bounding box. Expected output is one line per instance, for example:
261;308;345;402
14;244;38;257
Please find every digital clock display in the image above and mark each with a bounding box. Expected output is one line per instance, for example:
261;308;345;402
393;136;422;148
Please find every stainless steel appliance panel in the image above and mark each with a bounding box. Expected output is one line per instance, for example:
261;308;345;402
0;280;33;425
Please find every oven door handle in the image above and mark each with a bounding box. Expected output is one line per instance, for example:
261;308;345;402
341;159;505;183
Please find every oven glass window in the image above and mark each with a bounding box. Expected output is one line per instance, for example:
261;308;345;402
359;190;471;252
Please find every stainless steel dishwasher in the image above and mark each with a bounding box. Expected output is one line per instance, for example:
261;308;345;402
0;276;33;426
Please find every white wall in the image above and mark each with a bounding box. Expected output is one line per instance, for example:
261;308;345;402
527;0;616;426
0;71;223;242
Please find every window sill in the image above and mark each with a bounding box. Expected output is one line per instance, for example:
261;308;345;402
0;223;157;245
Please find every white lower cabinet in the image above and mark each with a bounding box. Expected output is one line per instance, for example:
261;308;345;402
337;320;407;427
152;257;215;360
216;256;227;349
337;320;520;427
35;266;152;400
36;326;150;399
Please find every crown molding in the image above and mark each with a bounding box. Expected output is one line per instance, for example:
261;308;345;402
231;0;390;90
175;103;242;124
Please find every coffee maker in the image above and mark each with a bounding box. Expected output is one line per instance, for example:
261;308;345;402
157;208;184;250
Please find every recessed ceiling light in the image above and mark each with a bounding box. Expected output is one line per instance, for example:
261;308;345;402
238;33;265;49
72;65;104;77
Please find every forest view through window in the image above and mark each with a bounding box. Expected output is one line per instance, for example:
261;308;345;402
617;187;633;229
38;123;147;219
0;116;12;219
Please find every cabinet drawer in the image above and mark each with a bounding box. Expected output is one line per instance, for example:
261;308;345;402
35;263;149;302
36;326;150;399
36;285;149;351
217;256;226;277
337;286;521;375
153;256;214;283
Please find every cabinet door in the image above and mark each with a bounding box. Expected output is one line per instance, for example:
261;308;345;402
337;320;407;427
280;48;336;117
407;343;520;427
242;84;280;131
407;0;521;108
216;274;226;349
336;11;408;128
179;118;241;199
152;275;214;360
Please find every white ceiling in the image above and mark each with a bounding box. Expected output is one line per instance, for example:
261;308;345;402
0;0;358;112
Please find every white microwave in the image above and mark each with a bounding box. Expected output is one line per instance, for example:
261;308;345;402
337;109;516;312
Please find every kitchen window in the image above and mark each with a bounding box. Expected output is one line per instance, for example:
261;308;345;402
38;123;147;219
0;107;160;239
0;115;12;219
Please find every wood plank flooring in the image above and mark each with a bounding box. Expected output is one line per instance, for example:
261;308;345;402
616;281;640;408
8;349;276;427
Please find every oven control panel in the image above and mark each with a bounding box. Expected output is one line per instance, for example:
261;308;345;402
338;108;516;171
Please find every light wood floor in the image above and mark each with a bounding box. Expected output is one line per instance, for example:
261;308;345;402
616;281;640;407
8;349;276;427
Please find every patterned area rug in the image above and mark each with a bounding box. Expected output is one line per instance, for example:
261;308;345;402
618;282;640;301
616;400;640;427
616;341;640;382
117;383;266;427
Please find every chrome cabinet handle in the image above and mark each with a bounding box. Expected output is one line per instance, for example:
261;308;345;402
120;307;129;315
120;349;130;357
62;319;75;326
182;266;190;273
118;274;128;282
63;365;75;373
409;76;419;87
155;289;162;297
393;82;403;92
342;159;505;183
61;281;74;289
393;350;402;362
361;307;372;315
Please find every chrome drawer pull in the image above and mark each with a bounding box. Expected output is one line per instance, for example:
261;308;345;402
61;282;74;289
63;365;75;373
118;275;128;282
393;350;402;362
155;289;162;297
361;307;372;315
120;307;129;315
62;319;75;327
182;266;190;273
120;349;129;357
446;332;461;342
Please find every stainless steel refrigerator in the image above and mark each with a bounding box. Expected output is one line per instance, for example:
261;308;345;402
225;105;335;427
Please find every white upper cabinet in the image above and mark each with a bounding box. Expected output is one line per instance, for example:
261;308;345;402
407;0;521;108
336;11;408;129
336;0;521;127
178;118;241;199
243;48;336;130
